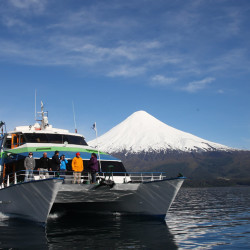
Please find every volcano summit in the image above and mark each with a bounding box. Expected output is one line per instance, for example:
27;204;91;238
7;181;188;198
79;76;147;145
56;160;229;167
88;110;231;154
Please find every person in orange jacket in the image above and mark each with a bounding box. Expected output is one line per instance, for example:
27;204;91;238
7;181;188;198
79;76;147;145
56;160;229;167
72;152;84;184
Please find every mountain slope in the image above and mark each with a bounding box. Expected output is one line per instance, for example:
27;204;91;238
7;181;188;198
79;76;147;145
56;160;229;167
88;110;231;153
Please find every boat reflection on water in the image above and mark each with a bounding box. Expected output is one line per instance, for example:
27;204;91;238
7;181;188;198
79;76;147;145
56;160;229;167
0;215;48;249
0;212;177;249
46;213;178;249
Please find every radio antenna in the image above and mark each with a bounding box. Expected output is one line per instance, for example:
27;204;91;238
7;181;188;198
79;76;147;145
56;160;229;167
72;101;77;133
35;89;37;121
92;122;102;172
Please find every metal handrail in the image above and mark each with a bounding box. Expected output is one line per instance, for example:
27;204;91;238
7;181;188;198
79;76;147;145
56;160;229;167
0;170;167;188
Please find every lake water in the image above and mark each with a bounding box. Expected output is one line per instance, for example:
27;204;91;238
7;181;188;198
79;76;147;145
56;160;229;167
0;186;249;249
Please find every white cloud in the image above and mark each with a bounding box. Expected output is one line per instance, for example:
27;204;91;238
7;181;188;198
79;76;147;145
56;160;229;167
183;77;215;93
107;65;146;77
217;89;225;94
208;49;250;74
0;0;249;93
2;17;26;28
9;0;47;11
151;75;177;86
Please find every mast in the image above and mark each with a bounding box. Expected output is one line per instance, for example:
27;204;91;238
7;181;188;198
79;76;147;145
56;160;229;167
92;122;102;172
35;89;37;121
72;102;77;133
36;101;49;130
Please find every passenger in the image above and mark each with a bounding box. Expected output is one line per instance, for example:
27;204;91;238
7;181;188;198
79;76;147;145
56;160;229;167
24;152;35;181
60;154;68;176
38;152;51;178
51;151;60;176
88;153;98;184
71;152;83;184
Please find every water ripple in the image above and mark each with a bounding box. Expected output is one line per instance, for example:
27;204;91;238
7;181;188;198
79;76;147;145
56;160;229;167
0;186;250;249
166;186;250;249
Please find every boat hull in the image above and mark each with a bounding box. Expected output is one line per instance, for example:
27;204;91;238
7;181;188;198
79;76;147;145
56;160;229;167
0;178;62;223
53;177;185;217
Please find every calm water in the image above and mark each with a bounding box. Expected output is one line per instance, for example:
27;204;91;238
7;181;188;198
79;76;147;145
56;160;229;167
0;186;249;249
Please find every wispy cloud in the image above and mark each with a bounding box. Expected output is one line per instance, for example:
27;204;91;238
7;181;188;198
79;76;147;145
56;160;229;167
182;77;215;93
2;17;26;28
107;65;146;77
217;89;225;94
0;0;249;92
150;75;177;86
207;48;250;74
0;34;174;77
9;0;47;12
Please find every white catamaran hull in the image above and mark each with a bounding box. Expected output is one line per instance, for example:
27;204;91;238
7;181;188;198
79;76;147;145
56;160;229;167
53;177;184;217
0;178;62;223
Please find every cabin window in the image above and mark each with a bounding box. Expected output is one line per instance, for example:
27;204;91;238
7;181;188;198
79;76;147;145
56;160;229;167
10;133;26;148
23;133;88;145
5;138;11;149
63;135;87;145
46;134;64;143
23;133;47;143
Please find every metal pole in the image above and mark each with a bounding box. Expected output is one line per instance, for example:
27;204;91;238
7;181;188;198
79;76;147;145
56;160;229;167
35;89;37;121
94;122;102;172
72;102;77;133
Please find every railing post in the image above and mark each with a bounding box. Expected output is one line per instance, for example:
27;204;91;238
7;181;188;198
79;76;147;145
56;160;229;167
14;172;17;184
7;175;9;187
124;172;127;183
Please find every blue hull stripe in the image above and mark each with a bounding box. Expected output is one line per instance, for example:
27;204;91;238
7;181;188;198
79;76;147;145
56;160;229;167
5;151;121;162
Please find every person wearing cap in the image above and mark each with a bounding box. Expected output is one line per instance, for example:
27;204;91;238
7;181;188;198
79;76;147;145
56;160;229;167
71;152;84;184
24;152;35;181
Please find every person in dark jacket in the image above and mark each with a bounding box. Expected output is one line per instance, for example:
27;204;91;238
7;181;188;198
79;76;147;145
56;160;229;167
39;152;51;177
88;153;99;184
51;151;60;175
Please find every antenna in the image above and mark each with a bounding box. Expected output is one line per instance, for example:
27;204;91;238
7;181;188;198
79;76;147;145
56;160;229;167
72;101;77;133
92;122;102;172
35;89;37;121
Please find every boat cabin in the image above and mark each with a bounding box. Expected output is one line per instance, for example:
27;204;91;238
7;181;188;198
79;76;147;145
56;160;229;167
0;103;126;186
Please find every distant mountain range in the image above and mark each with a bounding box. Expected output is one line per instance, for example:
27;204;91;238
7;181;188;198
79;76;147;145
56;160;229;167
88;111;250;186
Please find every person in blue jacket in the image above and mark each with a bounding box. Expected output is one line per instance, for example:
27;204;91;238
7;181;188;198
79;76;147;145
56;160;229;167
60;154;68;176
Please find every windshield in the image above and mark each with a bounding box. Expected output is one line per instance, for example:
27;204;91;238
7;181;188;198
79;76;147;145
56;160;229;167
23;133;88;145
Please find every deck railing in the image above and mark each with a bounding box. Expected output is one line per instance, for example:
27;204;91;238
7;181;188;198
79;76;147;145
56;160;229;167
0;170;167;188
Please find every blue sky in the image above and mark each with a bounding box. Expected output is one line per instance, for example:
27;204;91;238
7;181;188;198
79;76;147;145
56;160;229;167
0;0;250;149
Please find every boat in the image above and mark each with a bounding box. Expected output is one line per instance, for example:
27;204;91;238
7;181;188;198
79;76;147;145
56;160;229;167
0;121;63;223
0;103;185;219
0;174;62;223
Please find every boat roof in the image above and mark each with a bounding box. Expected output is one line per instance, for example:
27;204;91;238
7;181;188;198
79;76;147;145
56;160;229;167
7;101;84;138
9;124;83;137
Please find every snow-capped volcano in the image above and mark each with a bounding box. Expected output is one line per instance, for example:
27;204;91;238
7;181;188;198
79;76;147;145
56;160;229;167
88;111;231;154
